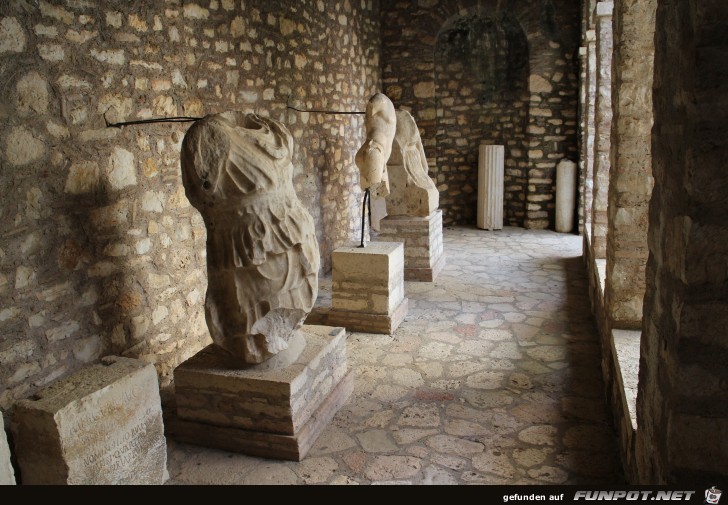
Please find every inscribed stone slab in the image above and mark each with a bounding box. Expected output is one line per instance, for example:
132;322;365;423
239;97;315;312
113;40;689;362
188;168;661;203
11;356;167;485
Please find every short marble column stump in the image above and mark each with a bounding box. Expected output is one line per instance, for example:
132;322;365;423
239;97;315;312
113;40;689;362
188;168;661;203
0;411;15;485
324;242;408;334
10;356;167;485
375;209;445;282
169;325;352;461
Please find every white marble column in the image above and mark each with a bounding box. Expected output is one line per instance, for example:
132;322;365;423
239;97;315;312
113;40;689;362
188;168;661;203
556;159;577;233
477;144;504;230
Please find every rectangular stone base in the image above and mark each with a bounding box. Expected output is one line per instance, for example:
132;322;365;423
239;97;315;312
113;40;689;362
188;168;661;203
324;296;408;334
169;325;350;460
375;210;446;282
168;372;353;461
11;356;167;485
405;248;446;282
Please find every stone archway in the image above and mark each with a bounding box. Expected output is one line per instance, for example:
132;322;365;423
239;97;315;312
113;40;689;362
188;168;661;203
434;12;530;226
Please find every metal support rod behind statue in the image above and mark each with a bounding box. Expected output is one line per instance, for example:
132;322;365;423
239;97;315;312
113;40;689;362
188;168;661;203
359;188;372;248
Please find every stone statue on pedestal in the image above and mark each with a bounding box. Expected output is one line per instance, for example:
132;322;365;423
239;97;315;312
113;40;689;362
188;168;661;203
386;109;439;217
355;93;397;246
180;111;319;364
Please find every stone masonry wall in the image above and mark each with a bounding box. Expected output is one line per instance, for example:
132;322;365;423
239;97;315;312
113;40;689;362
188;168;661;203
0;0;381;412
380;0;580;229
578;0;597;234
434;13;529;226
605;0;655;330
590;2;613;258
636;0;728;483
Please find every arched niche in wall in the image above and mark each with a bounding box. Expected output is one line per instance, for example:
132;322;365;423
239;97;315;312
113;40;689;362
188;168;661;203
434;11;529;227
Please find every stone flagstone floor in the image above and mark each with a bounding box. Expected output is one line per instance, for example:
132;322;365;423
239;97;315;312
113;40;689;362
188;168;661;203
165;226;624;485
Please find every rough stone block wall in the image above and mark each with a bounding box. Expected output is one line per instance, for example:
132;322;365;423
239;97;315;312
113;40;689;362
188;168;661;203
380;0;580;229
434;13;529;226
578;0;598;233
636;0;728;483
590;2;613;258
582;29;597;236
0;0;381;411
605;0;655;330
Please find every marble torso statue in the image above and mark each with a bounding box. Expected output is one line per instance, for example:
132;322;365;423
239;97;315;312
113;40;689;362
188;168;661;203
355;93;396;200
181;111;319;364
386;109;439;216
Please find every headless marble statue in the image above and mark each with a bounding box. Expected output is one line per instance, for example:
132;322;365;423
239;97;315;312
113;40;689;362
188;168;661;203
386;109;439;217
181;111;320;364
355;93;397;246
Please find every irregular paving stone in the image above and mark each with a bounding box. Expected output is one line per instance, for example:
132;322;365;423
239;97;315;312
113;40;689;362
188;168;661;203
356;430;398;453
422;464;458;485
342;451;367;473
309;429;357;455
527;465;569;484
425;434;484;456
364;410;394;428
295;456;338;484
415;362;444;378
165;444;258;485
418;341;453;360
363;456;422;481
242;463;299;485
508;372;533;389
448;360;486;378
471;449;516;479
512;447;553;468
444;418;489;437
466;370;505;390
392;429;439;445
329;475;360;485
391;368;425;387
462;390;514;409
431;452;470;471
397;404;441;427
517;425;558;446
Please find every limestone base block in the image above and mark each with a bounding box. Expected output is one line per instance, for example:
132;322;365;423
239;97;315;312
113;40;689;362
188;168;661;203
168;325;352;461
314;242;408;334
374;209;446;282
0;412;15;485
11;356;167;485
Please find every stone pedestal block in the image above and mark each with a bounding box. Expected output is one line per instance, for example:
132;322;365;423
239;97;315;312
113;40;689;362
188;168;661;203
327;242;408;334
556;159;577;233
477;144;504;230
169;325;352;461
11;356;167;485
0;412;15;485
375;209;446;282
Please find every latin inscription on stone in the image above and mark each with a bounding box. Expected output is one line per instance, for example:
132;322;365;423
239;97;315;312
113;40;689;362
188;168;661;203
11;356;167;485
